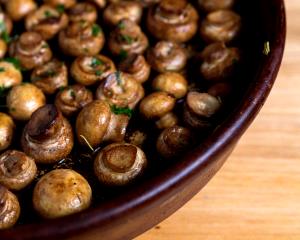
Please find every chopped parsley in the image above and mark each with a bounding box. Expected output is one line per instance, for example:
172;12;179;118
90;57;103;68
119;49;128;61
0;67;5;72
1;31;11;43
3;58;21;70
110;105;133;118
70;90;76;98
121;34;134;44
44;10;53;18
95;70;103;76
92;24;102;36
117;21;125;30
115;71;122;85
56;4;65;14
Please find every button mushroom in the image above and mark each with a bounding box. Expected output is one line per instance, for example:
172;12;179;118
7;83;46;121
108;19;148;56
147;0;199;43
94;143;147;186
103;1;142;27
0;60;22;89
0;40;7;59
147;41;188;73
70;55;116;86
33;169;92;219
43;0;76;9
58;21;104;57
55;84;93;117
200;9;241;43
5;0;37;21
0;150;37;191
155;112;178;130
0;185;20;229
198;0;235;12
96;71;144;109
0;113;15;151
76;100;129;149
200;42;240;82
9;31;52;70
69;2;97;23
21;104;74;164
118;54;151;84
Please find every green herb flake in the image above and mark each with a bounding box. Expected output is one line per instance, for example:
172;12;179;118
263;41;271;56
119;49;128;61
110;105;133;118
58;86;67;91
3;58;21;70
121;34;134;44
117;21;125;30
56;4;65;14
115;71;122;85
70;90;76;98
10;107;16;112
1;31;11;43
42;43;49;49
0;21;5;32
0;67;5;73
92;24;102;37
44;10;53;18
95;70;103;76
90;57;103;68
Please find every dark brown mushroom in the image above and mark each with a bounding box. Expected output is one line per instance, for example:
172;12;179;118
43;0;76;9
68;2;97;23
5;0;37;21
198;0;235;12
33;169;92;219
155;112;178;129
94;143;147;186
140;0;161;8
0;113;15;152
0;61;22;89
21;104;74;164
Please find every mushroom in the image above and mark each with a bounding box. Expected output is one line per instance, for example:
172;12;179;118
43;0;76;9
5;0;37;21
155;112;178;129
207;82;232;99
152;72;188;99
198;0;235;12
147;0;199;43
103;1;142;27
7;83;46;121
55;84;93;117
0;40;7;59
76;100;129;149
0;12;13;56
200;42;240;82
9;31;52;70
68;2;97;23
200;9;241;43
156;125;193;159
94;143;147;186
33;169;92;219
126;130;147;148
31;59;68;95
139;92;176;120
0;150;37;191
21;104;74;164
25;4;69;40
59;21;104;57
0;185;20;229
0;61;22;89
0;113;15;152
70;55;116;86
87;0;106;9
118;54;151;84
108;19;148;56
147;41;188;73
96;71;144;109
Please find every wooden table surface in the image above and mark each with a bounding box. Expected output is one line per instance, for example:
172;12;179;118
138;1;300;239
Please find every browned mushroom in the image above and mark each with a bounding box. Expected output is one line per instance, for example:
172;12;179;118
0;12;13;56
200;9;241;43
156;125;193;158
0;185;20;229
198;0;235;12
31;59;68;95
76;100;129;149
0;40;7;59
0;113;15;151
9;31;52;70
147;41;188;73
118;54;151;84
0;150;37;191
43;0;76;9
7;83;46;121
21;104;74;164
147;0;199;43
5;0;37;21
200;42;240;82
155;112;178;129
55;84;93;117
94;143;147;186
25;4;69;40
96;71;144;109
108;19;148;56
33;169;92;219
70;55;116;86
0;61;22;89
103;1;142;27
58;21;104;56
69;2;97;23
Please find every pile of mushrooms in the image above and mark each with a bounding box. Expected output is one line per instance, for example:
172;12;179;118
0;0;242;229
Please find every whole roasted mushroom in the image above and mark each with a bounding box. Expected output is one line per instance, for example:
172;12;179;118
43;0;76;9
59;21;104;56
108;19;148;56
198;0;235;12
7;83;46;121
155;112;178;129
147;0;199;43
9;31;52;70
55;84;93;117
0;40;7;59
68;2;97;23
94;143;147;186
200;9;241;43
103;1;142;27
76;100;129;149
5;0;37;21
0;185;20;229
0;61;22;88
21;104;74;164
96;71;144;109
0;113;15;151
147;41;187;73
31;59;68;95
33;169;92;219
71;55;116;86
0;150;37;190
25;4;69;40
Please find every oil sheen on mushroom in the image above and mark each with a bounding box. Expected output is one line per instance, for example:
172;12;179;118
0;113;15;151
198;0;235;12
5;0;37;21
69;2;98;23
0;61;22;89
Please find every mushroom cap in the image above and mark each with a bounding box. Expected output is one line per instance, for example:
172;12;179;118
198;0;235;12
43;0;76;9
0;113;15;151
0;40;7;59
69;2;98;23
5;0;37;21
0;61;22;89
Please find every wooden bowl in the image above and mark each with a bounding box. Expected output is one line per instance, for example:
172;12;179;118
0;0;286;239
